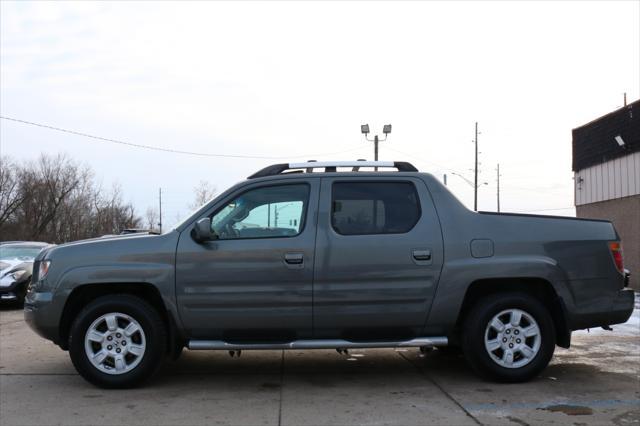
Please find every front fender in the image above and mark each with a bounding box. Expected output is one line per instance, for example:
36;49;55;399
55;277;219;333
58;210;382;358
56;263;173;292
32;262;180;347
58;263;178;321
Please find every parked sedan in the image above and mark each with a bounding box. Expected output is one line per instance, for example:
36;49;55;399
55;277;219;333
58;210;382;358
0;242;50;304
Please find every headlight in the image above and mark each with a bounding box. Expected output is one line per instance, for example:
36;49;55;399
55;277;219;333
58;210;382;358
9;270;26;281
38;260;51;281
0;270;26;287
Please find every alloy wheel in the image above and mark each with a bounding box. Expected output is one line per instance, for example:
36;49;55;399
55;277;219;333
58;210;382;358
484;308;541;369
84;312;146;375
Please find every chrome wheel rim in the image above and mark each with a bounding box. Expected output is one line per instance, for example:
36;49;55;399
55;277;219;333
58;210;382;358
484;308;541;369
84;312;146;375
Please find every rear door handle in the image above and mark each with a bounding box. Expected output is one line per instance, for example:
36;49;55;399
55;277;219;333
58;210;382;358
284;253;304;265
412;249;431;261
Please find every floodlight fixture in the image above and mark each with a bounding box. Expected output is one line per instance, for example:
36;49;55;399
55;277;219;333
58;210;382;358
360;122;392;164
615;135;625;147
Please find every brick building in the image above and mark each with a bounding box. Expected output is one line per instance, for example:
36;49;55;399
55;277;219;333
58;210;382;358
572;99;640;289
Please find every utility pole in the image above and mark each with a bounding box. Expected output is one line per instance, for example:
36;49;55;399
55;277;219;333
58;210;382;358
274;205;278;227
496;163;501;212
474;122;479;212
158;188;163;233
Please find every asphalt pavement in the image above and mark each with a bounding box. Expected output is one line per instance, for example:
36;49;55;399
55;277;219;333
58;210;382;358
1;299;638;426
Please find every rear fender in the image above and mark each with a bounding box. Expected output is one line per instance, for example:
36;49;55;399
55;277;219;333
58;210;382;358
424;255;572;335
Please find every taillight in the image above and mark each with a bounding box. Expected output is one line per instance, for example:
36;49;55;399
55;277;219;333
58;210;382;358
609;242;624;273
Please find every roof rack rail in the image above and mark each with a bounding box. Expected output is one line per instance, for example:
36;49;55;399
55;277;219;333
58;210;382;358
248;161;418;179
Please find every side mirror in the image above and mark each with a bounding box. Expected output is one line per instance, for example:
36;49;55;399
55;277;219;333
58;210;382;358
191;217;217;243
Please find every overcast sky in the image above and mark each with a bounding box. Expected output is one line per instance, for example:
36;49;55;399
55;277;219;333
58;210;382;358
1;1;639;228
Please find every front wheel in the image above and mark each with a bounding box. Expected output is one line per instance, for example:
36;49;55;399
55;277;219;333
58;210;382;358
68;295;167;388
462;293;555;382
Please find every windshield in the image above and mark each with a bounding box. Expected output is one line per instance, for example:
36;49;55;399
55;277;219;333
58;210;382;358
172;196;220;232
0;246;44;261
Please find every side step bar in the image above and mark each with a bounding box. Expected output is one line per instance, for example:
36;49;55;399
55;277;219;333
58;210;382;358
188;337;448;351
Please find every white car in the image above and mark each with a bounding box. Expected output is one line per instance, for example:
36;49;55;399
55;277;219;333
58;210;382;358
0;242;49;303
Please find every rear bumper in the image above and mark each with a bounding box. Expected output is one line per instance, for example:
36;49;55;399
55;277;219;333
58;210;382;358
568;288;635;330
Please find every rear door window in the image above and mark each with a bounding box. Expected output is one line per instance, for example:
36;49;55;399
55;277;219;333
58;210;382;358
331;182;421;235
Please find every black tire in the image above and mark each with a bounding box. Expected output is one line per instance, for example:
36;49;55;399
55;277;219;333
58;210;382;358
68;294;167;388
462;292;555;383
169;343;184;361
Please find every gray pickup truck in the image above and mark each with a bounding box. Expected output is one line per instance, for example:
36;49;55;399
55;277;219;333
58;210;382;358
25;161;634;388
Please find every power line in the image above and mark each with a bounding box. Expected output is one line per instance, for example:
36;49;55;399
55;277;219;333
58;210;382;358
384;146;468;176
385;146;573;201
0;115;365;160
500;185;570;195
511;206;575;213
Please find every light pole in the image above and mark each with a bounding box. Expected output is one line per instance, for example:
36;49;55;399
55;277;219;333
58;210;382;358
274;203;294;228
451;172;487;210
158;188;163;233
496;163;501;212
361;124;392;169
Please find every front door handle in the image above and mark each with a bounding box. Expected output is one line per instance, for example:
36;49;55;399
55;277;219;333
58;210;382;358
412;249;431;261
284;253;304;265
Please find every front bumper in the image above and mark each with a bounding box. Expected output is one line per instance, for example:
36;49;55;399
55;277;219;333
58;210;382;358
0;280;27;302
1;292;19;301
24;291;60;343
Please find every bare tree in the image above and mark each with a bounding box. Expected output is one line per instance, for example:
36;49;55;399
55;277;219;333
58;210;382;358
0;157;26;230
145;207;159;231
0;154;141;243
16;154;85;240
189;180;216;211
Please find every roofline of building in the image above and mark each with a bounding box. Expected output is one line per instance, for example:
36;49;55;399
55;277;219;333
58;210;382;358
572;98;639;132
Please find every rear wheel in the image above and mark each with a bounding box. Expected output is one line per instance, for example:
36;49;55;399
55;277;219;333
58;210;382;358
68;294;167;388
462;292;555;382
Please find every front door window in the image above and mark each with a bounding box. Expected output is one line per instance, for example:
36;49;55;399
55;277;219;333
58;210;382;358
211;184;309;240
